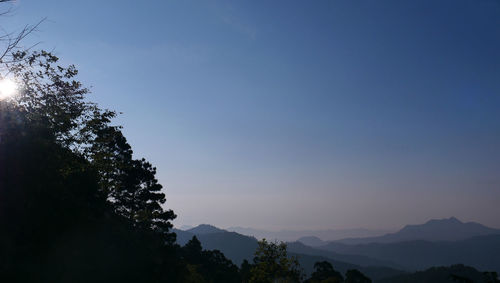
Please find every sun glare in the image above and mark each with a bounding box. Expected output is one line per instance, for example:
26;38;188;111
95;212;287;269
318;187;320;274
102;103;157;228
0;78;18;100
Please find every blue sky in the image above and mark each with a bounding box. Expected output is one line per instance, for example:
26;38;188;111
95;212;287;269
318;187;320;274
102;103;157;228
5;0;500;230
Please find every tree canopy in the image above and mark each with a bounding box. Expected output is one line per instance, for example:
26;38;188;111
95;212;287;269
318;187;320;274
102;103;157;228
305;261;344;283
0;103;184;282
0;44;242;283
249;239;303;283
4;50;176;243
345;269;372;283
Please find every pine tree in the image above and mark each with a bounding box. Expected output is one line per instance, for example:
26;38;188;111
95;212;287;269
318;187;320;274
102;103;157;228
7;50;176;242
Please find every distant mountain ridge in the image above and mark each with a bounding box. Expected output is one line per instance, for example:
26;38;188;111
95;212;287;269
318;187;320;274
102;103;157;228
186;224;226;235
334;217;500;245
321;235;500;272
297;236;327;247
174;225;405;280
176;225;398;268
378;264;499;283
287;241;403;270
174;218;500;278
226;226;390;242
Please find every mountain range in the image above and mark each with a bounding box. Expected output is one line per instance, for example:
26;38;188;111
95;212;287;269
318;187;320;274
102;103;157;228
173;226;404;280
226;226;390;242
378;264;499;283
321;234;500;271
176;224;397;269
174;217;500;280
317;217;500;271
332;217;500;245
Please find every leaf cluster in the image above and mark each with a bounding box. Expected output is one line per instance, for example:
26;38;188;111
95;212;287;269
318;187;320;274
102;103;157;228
249;239;303;283
4;50;176;242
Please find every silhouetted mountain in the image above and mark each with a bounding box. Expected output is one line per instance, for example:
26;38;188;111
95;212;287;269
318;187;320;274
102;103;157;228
287;241;403;270
289;252;405;281
377;264;499;283
172;228;195;246
175;224;405;280
297;236;327;247
227;226;389;242
175;226;258;265
179;225;194;230
335;217;500;245
196;231;259;266
321;234;500;272
187;224;226;235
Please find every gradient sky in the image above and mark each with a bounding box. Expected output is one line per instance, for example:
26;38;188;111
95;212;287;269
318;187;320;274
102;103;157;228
4;0;500;230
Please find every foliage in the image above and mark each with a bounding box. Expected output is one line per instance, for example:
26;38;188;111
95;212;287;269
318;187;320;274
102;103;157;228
378;264;499;283
240;259;253;282
249;239;303;283
345;269;371;283
181;236;241;283
305;261;344;283
0;102;241;283
483;272;500;283
5;50;176;242
0;105;184;282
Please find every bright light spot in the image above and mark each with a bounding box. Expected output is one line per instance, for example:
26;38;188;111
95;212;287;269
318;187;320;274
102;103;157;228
0;78;18;100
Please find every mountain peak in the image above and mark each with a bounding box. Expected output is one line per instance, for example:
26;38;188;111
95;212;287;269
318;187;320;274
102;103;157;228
336;218;500;245
179;224;194;230
401;217;465;231
297;236;327;247
426;217;462;225
187;224;226;235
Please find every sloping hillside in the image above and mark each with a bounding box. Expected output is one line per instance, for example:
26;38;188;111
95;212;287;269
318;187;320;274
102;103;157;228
377;264;498;283
335;217;500;245
187;224;226;235
287;241;403;270
174;225;405;280
321;235;500;272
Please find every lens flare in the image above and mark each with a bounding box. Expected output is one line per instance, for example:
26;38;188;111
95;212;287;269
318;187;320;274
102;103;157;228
0;78;18;100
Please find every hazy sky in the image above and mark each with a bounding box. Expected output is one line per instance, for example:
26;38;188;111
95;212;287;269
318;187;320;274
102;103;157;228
5;0;500;230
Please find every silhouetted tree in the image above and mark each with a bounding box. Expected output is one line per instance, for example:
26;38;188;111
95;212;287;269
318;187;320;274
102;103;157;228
200;249;240;283
6;50;176;243
180;236;240;282
0;104;185;282
451;271;500;283
0;0;43;65
483;272;500;283
249;239;303;283
345;269;371;283
450;274;474;283
0;26;179;278
241;259;253;283
305;261;344;283
183;236;204;264
381;265;497;283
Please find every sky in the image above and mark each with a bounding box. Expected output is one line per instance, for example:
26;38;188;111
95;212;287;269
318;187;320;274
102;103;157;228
3;0;500;230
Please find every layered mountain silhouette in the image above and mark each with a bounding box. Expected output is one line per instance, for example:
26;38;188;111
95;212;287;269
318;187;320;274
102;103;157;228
334;217;500;245
297;236;327;247
227;226;389;242
175;217;500;278
287;241;402;269
315;217;500;272
378;264;499;283
174;228;259;265
173;226;404;280
321;234;500;271
186;224;226;235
